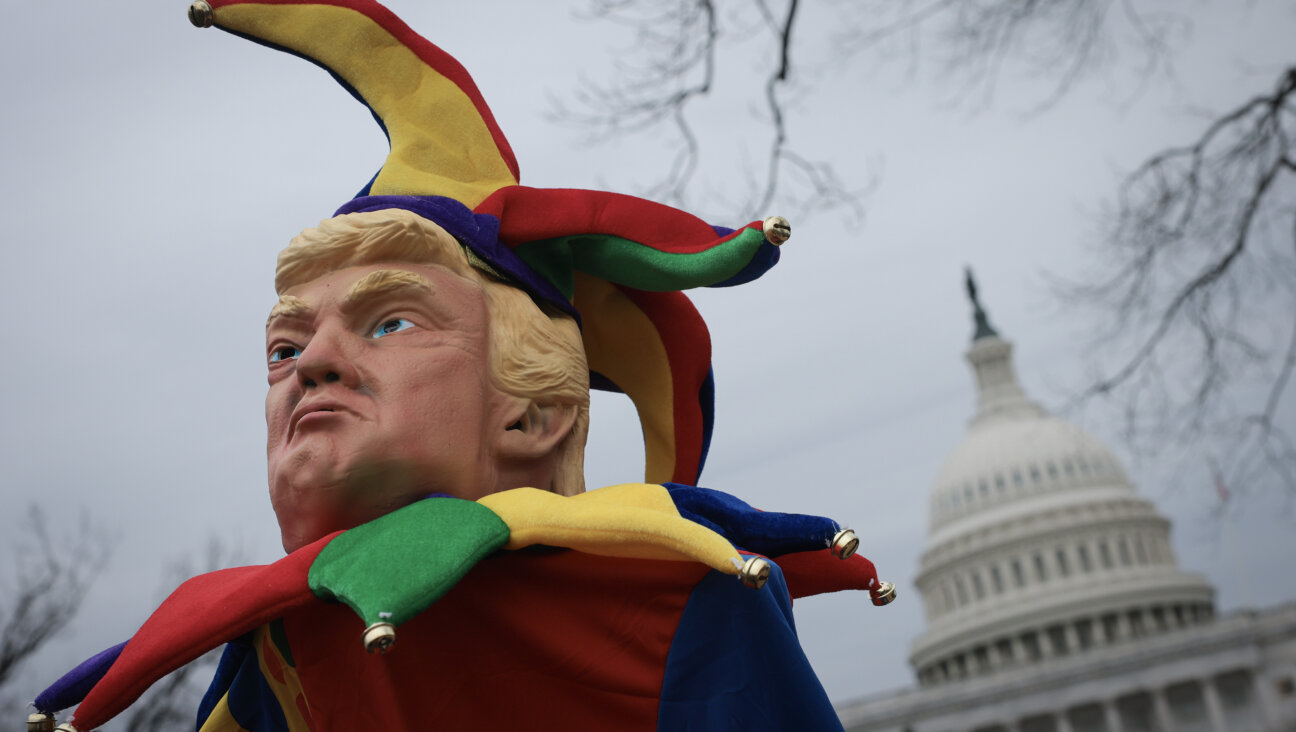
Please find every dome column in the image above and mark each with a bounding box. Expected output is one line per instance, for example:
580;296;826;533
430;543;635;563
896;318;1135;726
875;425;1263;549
1201;677;1228;732
1115;613;1133;643
1089;616;1109;648
1102;699;1124;732
1150;687;1175;731
1063;623;1081;654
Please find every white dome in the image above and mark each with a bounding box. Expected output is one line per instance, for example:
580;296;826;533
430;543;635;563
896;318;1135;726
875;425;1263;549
907;303;1214;688
929;413;1133;534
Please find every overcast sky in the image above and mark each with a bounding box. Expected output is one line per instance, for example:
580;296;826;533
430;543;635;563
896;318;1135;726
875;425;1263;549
2;0;1294;710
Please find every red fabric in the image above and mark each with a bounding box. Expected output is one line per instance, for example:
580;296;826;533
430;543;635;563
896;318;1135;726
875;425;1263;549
777;551;878;600
71;533;340;730
282;550;709;731
208;0;519;182
619;287;710;486
476;186;756;252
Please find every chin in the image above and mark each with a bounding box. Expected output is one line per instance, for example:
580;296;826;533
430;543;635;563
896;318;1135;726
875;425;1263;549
268;475;347;554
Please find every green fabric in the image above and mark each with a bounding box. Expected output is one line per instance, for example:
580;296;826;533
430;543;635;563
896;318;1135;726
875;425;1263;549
307;498;510;627
268;619;295;666
516;227;766;297
518;237;577;299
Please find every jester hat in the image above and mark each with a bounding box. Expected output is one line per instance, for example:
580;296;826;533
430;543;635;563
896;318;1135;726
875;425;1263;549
187;0;790;487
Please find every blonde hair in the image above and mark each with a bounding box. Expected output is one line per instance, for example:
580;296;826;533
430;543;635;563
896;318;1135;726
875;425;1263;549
276;209;589;495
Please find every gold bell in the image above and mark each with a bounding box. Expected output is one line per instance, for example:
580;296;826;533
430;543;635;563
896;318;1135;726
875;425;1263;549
362;621;396;654
740;556;772;590
829;528;859;560
188;0;214;28
762;216;791;245
870;580;897;607
26;712;55;732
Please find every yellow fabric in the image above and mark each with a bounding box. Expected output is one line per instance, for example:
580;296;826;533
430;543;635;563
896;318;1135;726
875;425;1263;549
253;626;313;732
573;274;676;483
478;484;744;575
216;4;517;207
195;626;311;732
196;695;251;732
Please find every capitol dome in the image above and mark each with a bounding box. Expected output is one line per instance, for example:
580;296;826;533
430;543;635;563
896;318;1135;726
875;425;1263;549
909;273;1215;687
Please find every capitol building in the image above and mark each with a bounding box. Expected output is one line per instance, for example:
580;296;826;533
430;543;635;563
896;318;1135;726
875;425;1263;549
835;278;1296;732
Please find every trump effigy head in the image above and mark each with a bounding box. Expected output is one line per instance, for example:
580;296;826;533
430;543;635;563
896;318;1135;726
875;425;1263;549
188;0;790;551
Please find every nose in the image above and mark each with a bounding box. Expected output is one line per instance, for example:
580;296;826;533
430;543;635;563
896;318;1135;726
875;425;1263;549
295;326;360;389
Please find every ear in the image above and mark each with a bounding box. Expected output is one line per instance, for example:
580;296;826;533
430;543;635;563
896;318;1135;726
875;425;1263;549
495;401;578;461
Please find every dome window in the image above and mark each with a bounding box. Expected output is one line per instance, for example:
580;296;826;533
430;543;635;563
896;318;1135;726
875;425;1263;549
1055;548;1070;577
1077;455;1090;473
1022;632;1042;661
1033;553;1048;582
1011;559;1026;587
1117;538;1133;566
990;565;1004;592
1134;535;1149;564
994;638;1013;664
1099;541;1114;568
1012;469;1024;488
1029;465;1042;483
1076;620;1094;650
994;473;1006;491
1047;461;1059;479
1063;458;1075;476
971;572;986;599
1077;544;1092;572
1101;614;1119;642
977;479;989;497
1046;625;1068;655
1128;610;1145;637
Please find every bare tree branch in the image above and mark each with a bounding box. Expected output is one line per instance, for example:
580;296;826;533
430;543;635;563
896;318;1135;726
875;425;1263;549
0;507;108;690
1060;66;1296;493
562;0;1293;499
836;0;1179;114
117;538;245;732
557;0;864;221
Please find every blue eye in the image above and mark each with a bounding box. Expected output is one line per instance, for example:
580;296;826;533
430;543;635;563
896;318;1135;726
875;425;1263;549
269;345;301;363
372;318;414;338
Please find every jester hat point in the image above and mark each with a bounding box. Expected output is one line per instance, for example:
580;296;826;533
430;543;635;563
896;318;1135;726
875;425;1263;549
190;0;790;486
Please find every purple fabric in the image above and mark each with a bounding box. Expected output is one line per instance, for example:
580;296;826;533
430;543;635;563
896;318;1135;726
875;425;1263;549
34;641;126;713
334;195;578;319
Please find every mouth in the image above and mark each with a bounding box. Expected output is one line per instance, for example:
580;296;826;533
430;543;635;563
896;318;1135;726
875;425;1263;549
289;401;351;440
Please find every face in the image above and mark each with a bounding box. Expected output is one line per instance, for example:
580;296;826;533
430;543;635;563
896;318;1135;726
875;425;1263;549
265;262;518;552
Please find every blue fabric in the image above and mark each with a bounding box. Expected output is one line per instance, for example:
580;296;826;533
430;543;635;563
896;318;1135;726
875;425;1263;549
708;238;781;288
697;368;715;480
665;483;840;557
218;637;289;732
658;560;842;731
34;641;125;713
587;370;623;394
195;637;251;730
